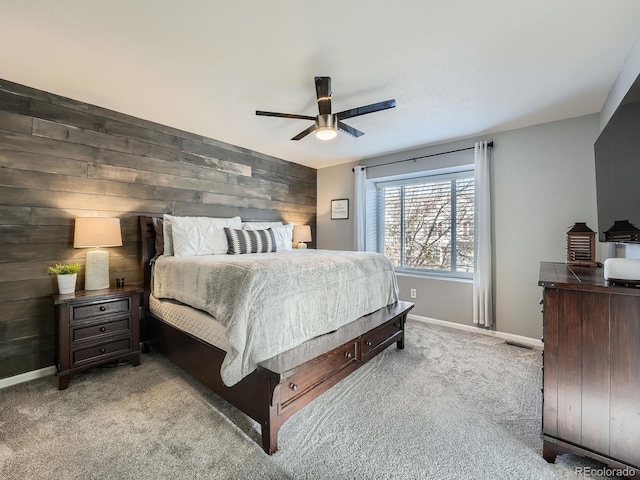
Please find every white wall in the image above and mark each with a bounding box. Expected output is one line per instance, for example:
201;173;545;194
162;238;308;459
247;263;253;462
316;113;600;339
492;114;599;338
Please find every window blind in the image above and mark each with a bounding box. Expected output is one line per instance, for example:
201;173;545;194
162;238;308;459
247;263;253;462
377;171;474;276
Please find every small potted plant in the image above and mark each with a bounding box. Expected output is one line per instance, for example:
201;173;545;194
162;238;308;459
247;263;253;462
48;263;81;295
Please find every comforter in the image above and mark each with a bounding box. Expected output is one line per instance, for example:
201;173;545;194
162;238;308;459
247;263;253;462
153;249;398;386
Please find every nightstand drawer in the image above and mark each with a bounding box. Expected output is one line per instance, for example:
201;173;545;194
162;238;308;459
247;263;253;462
71;298;131;322
71;316;131;343
72;337;132;366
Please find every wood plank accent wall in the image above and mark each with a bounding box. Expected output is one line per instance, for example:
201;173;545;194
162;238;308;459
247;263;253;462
0;78;317;381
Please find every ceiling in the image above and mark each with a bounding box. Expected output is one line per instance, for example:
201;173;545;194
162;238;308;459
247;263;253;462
1;1;640;169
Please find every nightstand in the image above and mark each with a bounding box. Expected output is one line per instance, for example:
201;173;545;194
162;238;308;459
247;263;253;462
52;286;143;390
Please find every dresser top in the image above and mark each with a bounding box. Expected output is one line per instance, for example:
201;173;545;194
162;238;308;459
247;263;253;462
539;262;640;295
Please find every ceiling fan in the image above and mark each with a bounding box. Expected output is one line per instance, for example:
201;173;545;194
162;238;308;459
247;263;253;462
256;76;396;141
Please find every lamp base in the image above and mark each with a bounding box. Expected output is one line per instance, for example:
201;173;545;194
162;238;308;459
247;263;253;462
85;249;110;290
297;242;308;249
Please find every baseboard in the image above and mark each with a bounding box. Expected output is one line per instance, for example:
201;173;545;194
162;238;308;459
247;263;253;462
0;365;56;390
0;317;541;390
408;314;543;349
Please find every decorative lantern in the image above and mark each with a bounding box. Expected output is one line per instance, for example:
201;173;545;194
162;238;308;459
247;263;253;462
566;222;597;267
604;220;640;243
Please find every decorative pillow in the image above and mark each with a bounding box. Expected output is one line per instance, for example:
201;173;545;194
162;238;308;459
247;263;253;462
243;221;292;250
270;224;294;251
224;227;277;255
152;217;164;256
163;214;242;256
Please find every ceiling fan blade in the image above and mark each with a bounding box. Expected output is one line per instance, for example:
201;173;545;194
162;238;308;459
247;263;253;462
336;99;396;120
315;77;332;115
291;124;317;141
256;110;315;121
337;121;364;138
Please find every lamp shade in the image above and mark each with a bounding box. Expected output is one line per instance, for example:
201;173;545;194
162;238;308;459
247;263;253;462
74;218;122;290
293;225;312;243
74;218;123;248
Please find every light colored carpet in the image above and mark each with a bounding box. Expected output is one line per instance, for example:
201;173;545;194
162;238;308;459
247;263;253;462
0;321;623;479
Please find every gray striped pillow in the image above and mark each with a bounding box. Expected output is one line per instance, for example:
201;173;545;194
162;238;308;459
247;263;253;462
224;227;277;254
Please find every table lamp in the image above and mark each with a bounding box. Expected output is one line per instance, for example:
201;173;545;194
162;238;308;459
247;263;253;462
293;225;312;249
74;218;122;290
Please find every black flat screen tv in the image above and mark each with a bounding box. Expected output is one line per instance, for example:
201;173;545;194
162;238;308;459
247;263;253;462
594;73;640;242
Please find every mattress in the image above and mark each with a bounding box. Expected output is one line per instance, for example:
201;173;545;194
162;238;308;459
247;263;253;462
149;293;231;351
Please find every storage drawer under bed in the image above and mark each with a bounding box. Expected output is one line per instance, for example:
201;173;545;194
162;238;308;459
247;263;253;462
361;318;403;357
278;342;357;409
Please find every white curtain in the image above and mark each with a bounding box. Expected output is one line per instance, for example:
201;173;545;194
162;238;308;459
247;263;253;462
473;142;493;328
354;166;367;251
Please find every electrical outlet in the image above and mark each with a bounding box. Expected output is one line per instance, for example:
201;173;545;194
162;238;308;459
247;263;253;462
410;288;416;299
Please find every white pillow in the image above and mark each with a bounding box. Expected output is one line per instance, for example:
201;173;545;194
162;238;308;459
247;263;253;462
163;214;241;256
171;218;218;257
242;221;283;230
243;221;292;250
273;224;293;251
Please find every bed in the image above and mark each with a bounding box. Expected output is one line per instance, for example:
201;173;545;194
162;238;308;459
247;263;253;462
139;215;414;454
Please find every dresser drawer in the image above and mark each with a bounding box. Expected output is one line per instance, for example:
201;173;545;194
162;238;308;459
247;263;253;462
71;316;131;344
362;319;403;356
71;298;131;322
279;342;357;408
71;337;132;366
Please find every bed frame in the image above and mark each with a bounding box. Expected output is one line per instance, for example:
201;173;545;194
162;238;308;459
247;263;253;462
139;216;414;454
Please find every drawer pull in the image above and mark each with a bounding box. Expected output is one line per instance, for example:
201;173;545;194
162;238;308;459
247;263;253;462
365;340;372;346
99;306;106;312
344;351;352;358
290;383;298;392
100;327;106;332
394;322;401;328
99;347;106;354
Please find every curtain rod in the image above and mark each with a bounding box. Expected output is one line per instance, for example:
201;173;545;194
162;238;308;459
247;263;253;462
352;141;494;171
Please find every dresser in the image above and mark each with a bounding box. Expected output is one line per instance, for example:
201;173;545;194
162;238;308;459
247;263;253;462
539;262;640;474
53;286;142;390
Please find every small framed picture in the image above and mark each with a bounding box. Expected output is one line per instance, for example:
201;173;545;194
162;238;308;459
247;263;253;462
331;199;349;220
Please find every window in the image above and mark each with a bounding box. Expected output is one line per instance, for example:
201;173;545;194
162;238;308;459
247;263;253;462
376;170;474;278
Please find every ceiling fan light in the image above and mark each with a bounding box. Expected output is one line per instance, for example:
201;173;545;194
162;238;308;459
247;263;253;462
316;126;338;141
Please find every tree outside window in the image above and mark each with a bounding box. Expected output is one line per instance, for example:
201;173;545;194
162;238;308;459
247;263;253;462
378;172;474;277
